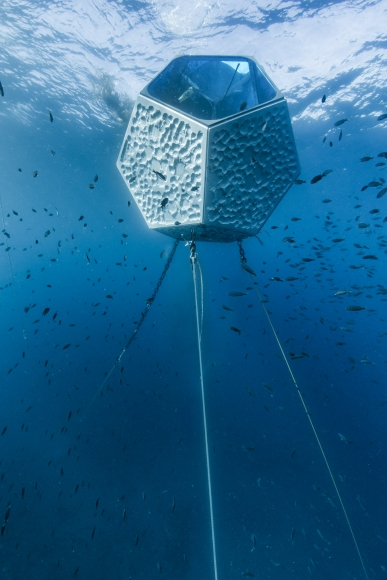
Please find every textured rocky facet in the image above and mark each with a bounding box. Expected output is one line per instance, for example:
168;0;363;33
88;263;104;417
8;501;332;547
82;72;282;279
205;101;299;234
118;98;204;228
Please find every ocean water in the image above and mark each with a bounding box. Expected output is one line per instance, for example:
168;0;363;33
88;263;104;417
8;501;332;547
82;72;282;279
0;1;386;579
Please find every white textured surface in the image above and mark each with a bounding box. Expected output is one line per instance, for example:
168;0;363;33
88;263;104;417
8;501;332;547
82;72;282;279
205;101;300;234
118;96;300;242
118;99;204;227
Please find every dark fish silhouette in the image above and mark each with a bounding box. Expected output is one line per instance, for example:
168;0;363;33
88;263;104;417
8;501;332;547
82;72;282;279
334;118;347;126
311;174;323;184
153;169;166;181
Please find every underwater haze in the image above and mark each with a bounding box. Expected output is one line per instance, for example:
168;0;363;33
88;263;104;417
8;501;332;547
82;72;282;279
0;0;387;579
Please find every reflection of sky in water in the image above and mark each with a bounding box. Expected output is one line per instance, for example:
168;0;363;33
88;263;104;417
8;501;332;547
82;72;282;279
0;1;386;580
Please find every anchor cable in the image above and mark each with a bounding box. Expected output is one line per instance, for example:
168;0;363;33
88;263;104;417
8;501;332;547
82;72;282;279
238;240;369;580
190;240;218;580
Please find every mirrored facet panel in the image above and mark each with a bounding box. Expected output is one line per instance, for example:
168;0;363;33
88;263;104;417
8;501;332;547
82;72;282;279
147;56;277;121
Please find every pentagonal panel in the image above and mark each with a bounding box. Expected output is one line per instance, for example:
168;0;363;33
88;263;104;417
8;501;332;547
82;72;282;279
204;99;300;236
117;96;206;228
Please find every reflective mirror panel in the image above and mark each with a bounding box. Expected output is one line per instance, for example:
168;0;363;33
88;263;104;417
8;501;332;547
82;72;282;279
147;56;277;121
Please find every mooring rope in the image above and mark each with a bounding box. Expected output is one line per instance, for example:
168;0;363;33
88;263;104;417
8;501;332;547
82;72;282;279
237;240;369;580
196;256;204;340
190;241;218;580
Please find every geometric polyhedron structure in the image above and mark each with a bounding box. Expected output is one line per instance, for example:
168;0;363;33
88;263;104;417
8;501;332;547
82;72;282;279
117;55;300;242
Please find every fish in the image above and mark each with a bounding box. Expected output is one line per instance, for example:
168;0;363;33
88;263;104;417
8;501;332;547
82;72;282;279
263;383;273;392
0;81;3;97
251;533;257;551
290;354;305;360
322;169;332;176
153;169;166;181
89;183;95;189
294;179;305;184
332;238;345;243
230;326;241;334
241;262;256;276
321;94;326;103
32;171;38;177
377;113;387;121
240;101;247;111
310;174;322;184
346;306;366;311
377;152;387;159
334;118;348;126
339;130;342;141
160;198;169;208
338;433;352;444
317;529;330;544
360;156;373;162
94;174;98;182
362;255;378;260
241;573;254;578
377;188;387;198
227;291;247;297
285;276;298;281
178;86;194;103
222;305;233;311
49;111;53;122
62;344;71;350
291;217;301;221
1;426;7;435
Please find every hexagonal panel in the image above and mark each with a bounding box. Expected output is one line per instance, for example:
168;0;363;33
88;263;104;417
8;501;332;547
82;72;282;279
117;55;300;243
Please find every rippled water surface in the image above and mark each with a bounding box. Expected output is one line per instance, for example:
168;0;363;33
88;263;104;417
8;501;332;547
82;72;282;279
0;1;386;579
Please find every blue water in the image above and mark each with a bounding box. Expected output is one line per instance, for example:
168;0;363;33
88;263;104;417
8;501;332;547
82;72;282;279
0;1;386;579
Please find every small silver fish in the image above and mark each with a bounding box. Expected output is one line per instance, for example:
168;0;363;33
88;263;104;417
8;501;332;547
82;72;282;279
338;433;352;444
